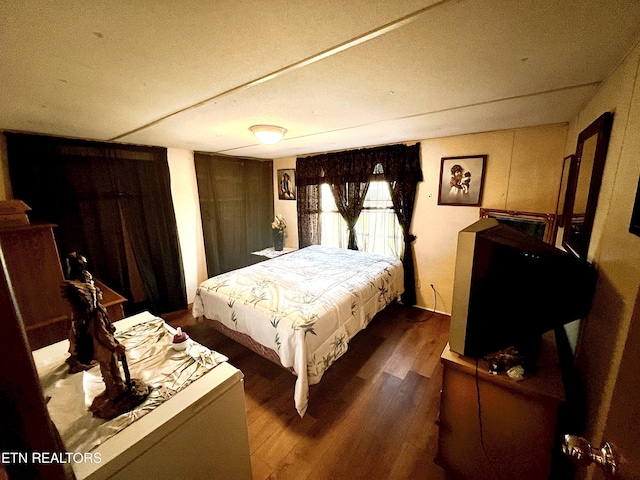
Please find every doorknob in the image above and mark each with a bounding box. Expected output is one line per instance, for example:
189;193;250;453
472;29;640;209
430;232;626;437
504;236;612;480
562;434;620;479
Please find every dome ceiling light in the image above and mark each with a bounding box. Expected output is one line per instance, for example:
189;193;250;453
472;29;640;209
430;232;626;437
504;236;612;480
250;125;287;145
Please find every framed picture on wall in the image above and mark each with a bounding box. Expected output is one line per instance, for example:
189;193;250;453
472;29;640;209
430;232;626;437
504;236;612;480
438;155;487;206
278;169;296;200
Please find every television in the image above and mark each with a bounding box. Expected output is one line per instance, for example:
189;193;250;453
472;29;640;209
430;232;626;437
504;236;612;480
449;218;597;362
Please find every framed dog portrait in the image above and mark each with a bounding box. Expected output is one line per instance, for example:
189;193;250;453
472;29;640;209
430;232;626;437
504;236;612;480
438;155;487;206
278;169;296;200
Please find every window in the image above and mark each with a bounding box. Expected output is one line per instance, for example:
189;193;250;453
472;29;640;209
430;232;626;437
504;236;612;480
320;181;404;258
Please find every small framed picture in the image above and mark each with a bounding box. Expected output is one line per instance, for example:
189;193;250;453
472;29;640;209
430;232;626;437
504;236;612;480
438;155;487;206
278;169;296;200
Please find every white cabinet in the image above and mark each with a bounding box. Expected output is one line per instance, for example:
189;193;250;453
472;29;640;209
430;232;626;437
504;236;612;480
33;312;252;480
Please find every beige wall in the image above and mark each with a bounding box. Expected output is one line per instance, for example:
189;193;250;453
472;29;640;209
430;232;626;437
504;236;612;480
563;42;640;452
274;123;568;314
166;148;207;304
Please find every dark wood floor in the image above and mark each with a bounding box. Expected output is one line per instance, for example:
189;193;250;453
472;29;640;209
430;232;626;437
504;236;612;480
164;303;450;480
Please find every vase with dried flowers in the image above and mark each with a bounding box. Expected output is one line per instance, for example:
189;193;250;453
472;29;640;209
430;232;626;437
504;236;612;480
271;214;286;251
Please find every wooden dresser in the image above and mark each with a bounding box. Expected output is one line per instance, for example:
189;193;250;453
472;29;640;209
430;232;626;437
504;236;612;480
0;223;126;350
436;332;566;480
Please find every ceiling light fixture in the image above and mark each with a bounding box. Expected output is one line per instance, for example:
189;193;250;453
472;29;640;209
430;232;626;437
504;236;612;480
250;125;287;145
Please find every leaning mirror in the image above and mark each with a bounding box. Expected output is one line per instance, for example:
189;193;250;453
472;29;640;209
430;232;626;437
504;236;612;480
562;112;613;259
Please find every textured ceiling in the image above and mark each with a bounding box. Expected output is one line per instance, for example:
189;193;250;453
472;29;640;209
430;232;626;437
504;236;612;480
2;0;640;159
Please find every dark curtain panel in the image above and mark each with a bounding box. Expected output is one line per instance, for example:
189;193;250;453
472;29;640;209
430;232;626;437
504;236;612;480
388;179;419;306
194;153;273;276
329;182;370;250
6;133;187;315
297;184;320;248
296;143;422;305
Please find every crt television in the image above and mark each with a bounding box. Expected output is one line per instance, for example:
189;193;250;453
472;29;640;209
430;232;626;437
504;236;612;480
449;218;597;360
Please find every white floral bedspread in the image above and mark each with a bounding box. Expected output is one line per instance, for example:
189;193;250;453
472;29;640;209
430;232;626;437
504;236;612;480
192;245;404;416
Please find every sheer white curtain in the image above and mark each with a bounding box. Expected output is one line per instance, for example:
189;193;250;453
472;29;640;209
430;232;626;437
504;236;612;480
320;182;404;258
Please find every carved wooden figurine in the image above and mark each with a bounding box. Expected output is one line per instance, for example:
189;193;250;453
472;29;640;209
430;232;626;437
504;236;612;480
64;252;95;373
61;278;149;419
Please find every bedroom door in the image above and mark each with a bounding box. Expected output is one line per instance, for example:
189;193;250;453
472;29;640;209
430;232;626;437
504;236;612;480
564;285;640;479
591;286;640;479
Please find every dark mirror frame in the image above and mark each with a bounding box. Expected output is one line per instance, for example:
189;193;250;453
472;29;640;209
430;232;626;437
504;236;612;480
562;112;614;259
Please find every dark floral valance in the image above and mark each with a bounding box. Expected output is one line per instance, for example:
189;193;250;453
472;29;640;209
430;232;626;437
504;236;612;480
296;143;422;186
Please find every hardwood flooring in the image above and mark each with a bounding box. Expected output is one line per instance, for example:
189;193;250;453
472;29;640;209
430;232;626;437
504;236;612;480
164;303;450;480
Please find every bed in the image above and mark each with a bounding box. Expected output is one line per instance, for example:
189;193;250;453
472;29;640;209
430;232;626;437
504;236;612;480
192;244;404;416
